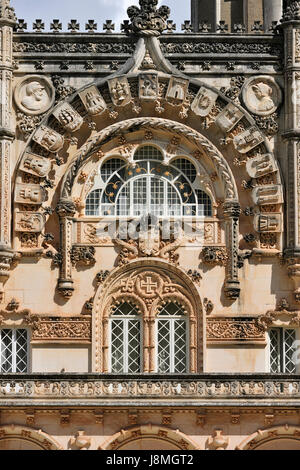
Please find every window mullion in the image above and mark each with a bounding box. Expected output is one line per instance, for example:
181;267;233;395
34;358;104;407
12;329;16;373
170;320;174;373
124;319;128;373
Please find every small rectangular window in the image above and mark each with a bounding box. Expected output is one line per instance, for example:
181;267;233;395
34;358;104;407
0;329;28;373
269;328;296;373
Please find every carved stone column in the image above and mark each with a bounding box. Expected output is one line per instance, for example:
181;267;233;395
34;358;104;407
143;317;150;373
223;201;241;300
148;316;156;373
281;1;300;302
0;1;16;301
56;199;75;298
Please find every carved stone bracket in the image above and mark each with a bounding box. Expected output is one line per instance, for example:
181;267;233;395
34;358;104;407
287;258;300;304
257;298;300;330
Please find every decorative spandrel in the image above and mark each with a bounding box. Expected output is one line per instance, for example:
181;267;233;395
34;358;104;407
127;0;170;36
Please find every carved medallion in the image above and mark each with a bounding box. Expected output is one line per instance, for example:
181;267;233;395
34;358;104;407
215;103;244;133
139;73;158;100
246;153;277;178
78;85;107;116
33;125;64;153
252;185;283;206
233;127;264;154
20;152;51;178
15;212;45;232
53;103;83;132
242;76;282;116
14;75;55;116
108;77;132;107
15;183;46;205
191;87;218;117
254;213;282;233
166;77;189;105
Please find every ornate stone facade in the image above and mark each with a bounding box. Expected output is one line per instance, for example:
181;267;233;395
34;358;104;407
1;0;300;452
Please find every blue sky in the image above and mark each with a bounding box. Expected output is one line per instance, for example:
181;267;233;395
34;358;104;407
11;0;188;32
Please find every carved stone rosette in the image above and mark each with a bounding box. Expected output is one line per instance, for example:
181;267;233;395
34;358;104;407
223;201;241;300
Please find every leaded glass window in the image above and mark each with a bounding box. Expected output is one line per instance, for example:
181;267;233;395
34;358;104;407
269;328;296;373
85;146;213;218
0;329;28;373
157;302;188;373
110;302;142;373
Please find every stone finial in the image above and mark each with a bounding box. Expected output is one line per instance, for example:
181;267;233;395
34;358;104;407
126;0;170;36
0;0;16;23
282;0;300;22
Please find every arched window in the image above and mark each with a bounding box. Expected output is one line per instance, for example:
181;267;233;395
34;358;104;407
110;302;142;373
85;146;213;218
156;302;188;373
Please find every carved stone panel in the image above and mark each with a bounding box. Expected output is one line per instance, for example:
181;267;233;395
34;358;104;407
139;73;158;101
215;103;244;133
108;77;132;107
242;76;282;116
166;77;189;105
252;185;283;206
33;125;64;153
233;127;264;154
78;85;107;116
53;103;83;133
15;183;46;205
191;87;218;117
246;153;277;178
254;213;282;233
20;152;51;178
15;212;45;232
14;75;55;116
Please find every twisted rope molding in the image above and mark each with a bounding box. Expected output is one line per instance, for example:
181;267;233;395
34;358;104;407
61;117;238;201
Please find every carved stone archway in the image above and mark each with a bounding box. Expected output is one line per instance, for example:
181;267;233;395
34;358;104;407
92;258;203;373
99;424;199;451
11;24;284;303
237;425;300;450
0;425;63;450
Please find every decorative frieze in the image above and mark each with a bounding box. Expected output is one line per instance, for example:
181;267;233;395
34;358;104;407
31;317;91;342
14;212;45;233
206;318;265;344
1;377;300;401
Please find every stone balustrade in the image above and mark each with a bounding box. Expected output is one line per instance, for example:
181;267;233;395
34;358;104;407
0;375;300;405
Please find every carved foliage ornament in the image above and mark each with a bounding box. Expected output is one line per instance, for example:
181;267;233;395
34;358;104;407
127;0;170;36
283;1;300;21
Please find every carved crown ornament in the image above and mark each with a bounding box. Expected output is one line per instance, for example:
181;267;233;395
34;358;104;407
126;0;170;37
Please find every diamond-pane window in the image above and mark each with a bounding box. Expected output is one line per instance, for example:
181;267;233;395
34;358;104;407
157;302;188;373
110;302;142;373
0;329;28;373
269;328;296;373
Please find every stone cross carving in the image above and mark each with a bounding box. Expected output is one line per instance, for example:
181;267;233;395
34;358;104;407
127;0;171;36
140;276;158;295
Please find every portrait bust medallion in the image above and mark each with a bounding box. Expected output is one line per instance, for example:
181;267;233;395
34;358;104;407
14;75;55;116
242;76;282;116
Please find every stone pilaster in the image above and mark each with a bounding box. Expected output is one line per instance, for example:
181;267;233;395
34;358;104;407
0;0;16;301
263;0;282;31
281;1;300;301
56;199;75;299
223;201;241;300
